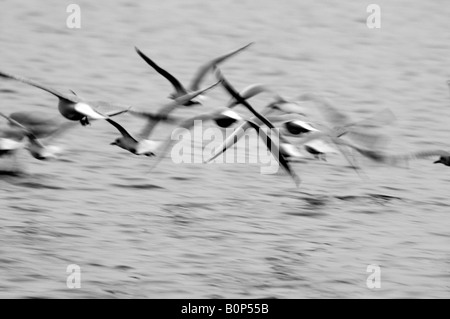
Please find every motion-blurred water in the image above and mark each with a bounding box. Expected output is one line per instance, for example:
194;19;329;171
1;0;450;298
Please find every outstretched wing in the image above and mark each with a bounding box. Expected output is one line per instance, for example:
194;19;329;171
0;112;44;147
144;109;242;170
106;119;138;143
401;150;450;161
214;67;275;130
0;112;34;136
215;67;294;148
105;108;131;118
189;42;254;91
226;83;276;108
246;120;301;187
297;93;350;128
137;80;221;140
127;110;181;123
0;70;78;103
206;120;252;163
135;47;188;96
270;101;307;117
165;79;221;113
204;117;300;186
74;103;108;120
408;150;450;159
344;108;396;130
330;136;399;168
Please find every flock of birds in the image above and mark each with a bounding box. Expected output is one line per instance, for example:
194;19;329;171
1;42;449;186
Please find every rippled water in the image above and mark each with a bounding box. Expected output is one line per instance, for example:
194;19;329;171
1;0;450;298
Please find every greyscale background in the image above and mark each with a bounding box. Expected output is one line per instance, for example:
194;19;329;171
0;0;449;299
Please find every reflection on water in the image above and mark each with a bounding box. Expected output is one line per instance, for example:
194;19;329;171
1;0;450;298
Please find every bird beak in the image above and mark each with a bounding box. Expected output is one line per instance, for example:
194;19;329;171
110;142;117;146
434;159;442;164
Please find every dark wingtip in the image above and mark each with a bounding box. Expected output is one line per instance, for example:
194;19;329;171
135;47;145;58
134;46;147;59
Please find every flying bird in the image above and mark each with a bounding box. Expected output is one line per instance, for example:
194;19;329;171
134;42;253;106
107;118;161;157
208;80;395;175
203;67;300;185
0;70;130;126
296;92;395;149
0;112;73;160
0;108;128;161
385;150;450;167
108;81;221;156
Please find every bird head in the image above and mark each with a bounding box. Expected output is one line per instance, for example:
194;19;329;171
283;120;318;136
184;99;202;107
214;110;242;128
434;157;444;165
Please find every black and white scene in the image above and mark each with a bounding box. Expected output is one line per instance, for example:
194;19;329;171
0;1;449;300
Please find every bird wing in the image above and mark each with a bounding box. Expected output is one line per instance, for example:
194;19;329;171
215;67;294;148
205;116;299;187
329;136;401;173
137;80;221;140
89;101;131;115
105;108;131;118
246;119;301;187
297;93;350;128
402;150;450;161
0;112;35;136
205;120;253;163
0;127;27;141
0;70;79;103
345;108;396;130
271;101;307;117
128;110;181;123
9;112;57;126
214;67;276;130
171;80;221;106
332;138;363;176
0;112;45;148
226;83;276;108
135;47;188;96
126;111;179;142
106;119;138;143
137;117;161;142
298;93;394;148
74;103;108;120
189;42;254;91
144;108;242;170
